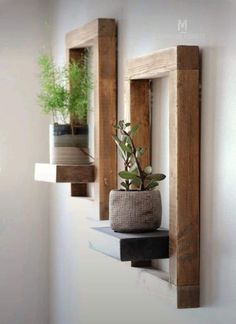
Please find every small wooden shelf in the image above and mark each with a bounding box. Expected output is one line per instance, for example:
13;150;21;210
34;163;95;183
89;227;169;262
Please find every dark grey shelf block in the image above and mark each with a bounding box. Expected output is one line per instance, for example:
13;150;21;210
89;227;169;262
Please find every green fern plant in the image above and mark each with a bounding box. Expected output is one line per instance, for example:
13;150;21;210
38;52;92;127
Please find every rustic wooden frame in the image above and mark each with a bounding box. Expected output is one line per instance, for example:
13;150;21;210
66;19;117;219
125;46;200;308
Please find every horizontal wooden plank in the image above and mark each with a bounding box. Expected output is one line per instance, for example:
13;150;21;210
66;18;116;49
126;47;177;79
34;163;95;183
89;227;169;261
66;19;98;48
126;46;199;80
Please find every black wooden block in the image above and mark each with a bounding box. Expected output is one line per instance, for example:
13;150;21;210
89;227;169;262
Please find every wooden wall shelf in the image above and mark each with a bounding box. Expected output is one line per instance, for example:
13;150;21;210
66;18;117;217
89;227;169;262
35;18;117;203
34;163;95;183
123;45;200;308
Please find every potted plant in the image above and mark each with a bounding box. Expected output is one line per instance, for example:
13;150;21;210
109;120;166;233
38;52;93;165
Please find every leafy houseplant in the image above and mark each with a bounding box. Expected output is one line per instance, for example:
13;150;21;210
109;120;166;233
38;53;93;165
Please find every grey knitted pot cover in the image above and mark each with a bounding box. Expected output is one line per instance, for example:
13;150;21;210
109;190;162;233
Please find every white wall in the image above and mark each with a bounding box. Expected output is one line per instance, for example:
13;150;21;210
49;1;236;324
0;1;50;323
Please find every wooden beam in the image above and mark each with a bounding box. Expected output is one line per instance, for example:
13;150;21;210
65;19;117;219
126;45;199;80
130;80;151;169
177;285;200;309
169;68;200;287
96;20;117;219
71;183;88;197
67;48;90;197
34;163;95;183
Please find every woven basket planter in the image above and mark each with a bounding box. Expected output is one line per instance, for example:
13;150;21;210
109;190;162;233
49;124;90;165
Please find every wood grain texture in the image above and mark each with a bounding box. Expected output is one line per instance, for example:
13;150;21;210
176;70;200;286
169;69;200;287
168;70;178;285
69;48;85;61
96;21;117;219
126;47;177;80
34;163;95;183
177;285;200;308
71;183;88;197
66;19;117;219
66;19;99;49
66;18;116;49
68;48;89;196
130;80;151;169
126;46;199;80
177;46;200;70
126;45;200;308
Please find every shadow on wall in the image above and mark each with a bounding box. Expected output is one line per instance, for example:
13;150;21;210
200;46;221;307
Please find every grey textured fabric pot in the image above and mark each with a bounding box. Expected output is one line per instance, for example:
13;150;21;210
109;190;162;233
49;124;90;165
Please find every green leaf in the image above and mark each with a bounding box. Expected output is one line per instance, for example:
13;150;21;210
113;124;120;129
121;182;129;190
144;166;152;174
146;180;159;190
120;142;132;154
131;176;142;186
112;135;120;143
128;124;139;136
112;135;126;160
119;171;137;180
146;173;166;181
112;135;122;151
125;122;131;127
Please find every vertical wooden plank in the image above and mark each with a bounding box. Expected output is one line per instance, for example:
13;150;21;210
169;68;200;307
66;19;117;219
71;183;88;197
130;80;151;168
168;70;178;285
177;286;200;309
69;48;86;62
68;48;89;197
176;69;200;286
97;20;117;219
